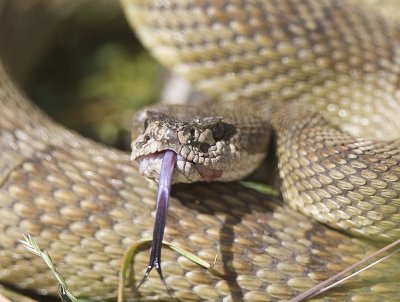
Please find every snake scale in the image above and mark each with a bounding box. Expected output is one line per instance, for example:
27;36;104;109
1;0;400;301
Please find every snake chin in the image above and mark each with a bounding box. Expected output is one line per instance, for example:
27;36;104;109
135;150;223;183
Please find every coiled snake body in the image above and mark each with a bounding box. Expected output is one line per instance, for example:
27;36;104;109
1;0;400;301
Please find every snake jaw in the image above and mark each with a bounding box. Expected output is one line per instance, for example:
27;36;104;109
134;151;223;183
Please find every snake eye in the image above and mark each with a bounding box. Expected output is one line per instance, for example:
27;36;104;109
199;143;210;153
211;123;224;140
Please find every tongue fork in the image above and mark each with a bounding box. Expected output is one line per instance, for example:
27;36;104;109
137;150;177;291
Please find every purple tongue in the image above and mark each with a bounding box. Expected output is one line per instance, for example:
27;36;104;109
137;150;177;290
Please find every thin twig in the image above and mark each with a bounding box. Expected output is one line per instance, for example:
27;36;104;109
289;238;400;302
19;234;78;302
118;238;219;302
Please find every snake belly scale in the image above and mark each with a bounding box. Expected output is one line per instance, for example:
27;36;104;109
0;0;399;301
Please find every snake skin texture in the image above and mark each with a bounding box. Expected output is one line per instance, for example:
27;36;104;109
0;0;400;301
122;0;400;238
123;0;400;140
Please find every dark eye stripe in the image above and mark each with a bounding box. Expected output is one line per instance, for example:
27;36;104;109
144;119;150;129
212;124;224;140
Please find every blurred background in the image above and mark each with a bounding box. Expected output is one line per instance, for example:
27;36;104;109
0;0;161;151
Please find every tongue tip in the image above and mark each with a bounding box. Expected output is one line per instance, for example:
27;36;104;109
141;149;177;288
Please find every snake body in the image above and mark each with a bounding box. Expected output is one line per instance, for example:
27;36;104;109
125;0;400;240
1;0;400;301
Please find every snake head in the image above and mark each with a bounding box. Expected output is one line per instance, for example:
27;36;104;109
131;104;271;183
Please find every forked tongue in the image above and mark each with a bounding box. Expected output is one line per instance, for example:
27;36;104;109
137;150;177;291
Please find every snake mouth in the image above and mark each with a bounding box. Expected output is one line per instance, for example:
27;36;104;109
135;150;223;183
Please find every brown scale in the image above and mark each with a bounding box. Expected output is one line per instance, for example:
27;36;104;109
0;0;400;301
